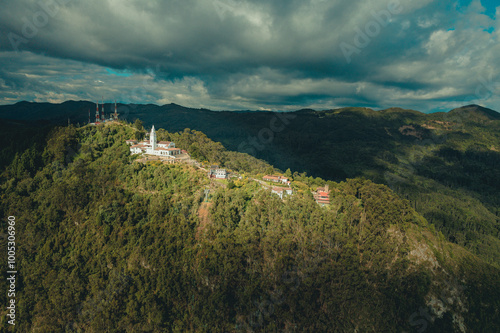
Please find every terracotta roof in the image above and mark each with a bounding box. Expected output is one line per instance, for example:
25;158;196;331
159;141;171;144
264;175;280;180
314;190;330;203
167;148;180;151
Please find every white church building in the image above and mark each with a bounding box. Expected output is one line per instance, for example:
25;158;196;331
128;126;181;157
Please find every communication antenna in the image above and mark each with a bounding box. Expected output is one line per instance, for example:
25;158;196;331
101;97;105;122
95;101;100;123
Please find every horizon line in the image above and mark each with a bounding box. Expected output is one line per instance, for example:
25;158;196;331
1;99;498;114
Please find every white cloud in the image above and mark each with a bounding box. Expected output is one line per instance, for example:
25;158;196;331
417;16;437;29
425;30;456;55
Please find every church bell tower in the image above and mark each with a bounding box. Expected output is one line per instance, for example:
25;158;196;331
150;125;157;150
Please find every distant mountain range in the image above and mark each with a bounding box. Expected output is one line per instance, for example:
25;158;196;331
1;100;498;125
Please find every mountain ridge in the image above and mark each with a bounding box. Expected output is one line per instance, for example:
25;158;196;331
0;121;498;331
3;100;499;116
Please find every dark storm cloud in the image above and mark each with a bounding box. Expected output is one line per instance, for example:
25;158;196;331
0;0;499;111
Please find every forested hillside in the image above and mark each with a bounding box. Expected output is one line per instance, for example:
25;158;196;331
2;102;498;269
0;121;499;332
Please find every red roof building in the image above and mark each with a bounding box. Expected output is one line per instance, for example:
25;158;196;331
263;175;282;182
314;185;331;205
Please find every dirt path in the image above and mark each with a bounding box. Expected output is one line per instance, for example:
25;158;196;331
196;202;212;239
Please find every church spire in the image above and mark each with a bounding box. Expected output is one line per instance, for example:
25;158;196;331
150;125;157;150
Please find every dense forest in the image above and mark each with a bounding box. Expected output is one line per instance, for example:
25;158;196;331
0;120;499;332
1;102;498;268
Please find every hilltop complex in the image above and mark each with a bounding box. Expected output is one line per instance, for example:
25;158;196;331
127;125;182;158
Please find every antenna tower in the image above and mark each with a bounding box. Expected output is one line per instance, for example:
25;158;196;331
101;98;105;122
95;101;100;123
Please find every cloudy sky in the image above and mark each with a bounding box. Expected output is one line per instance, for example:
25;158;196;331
0;0;499;112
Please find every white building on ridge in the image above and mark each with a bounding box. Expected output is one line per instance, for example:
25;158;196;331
208;165;227;179
129;125;182;157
